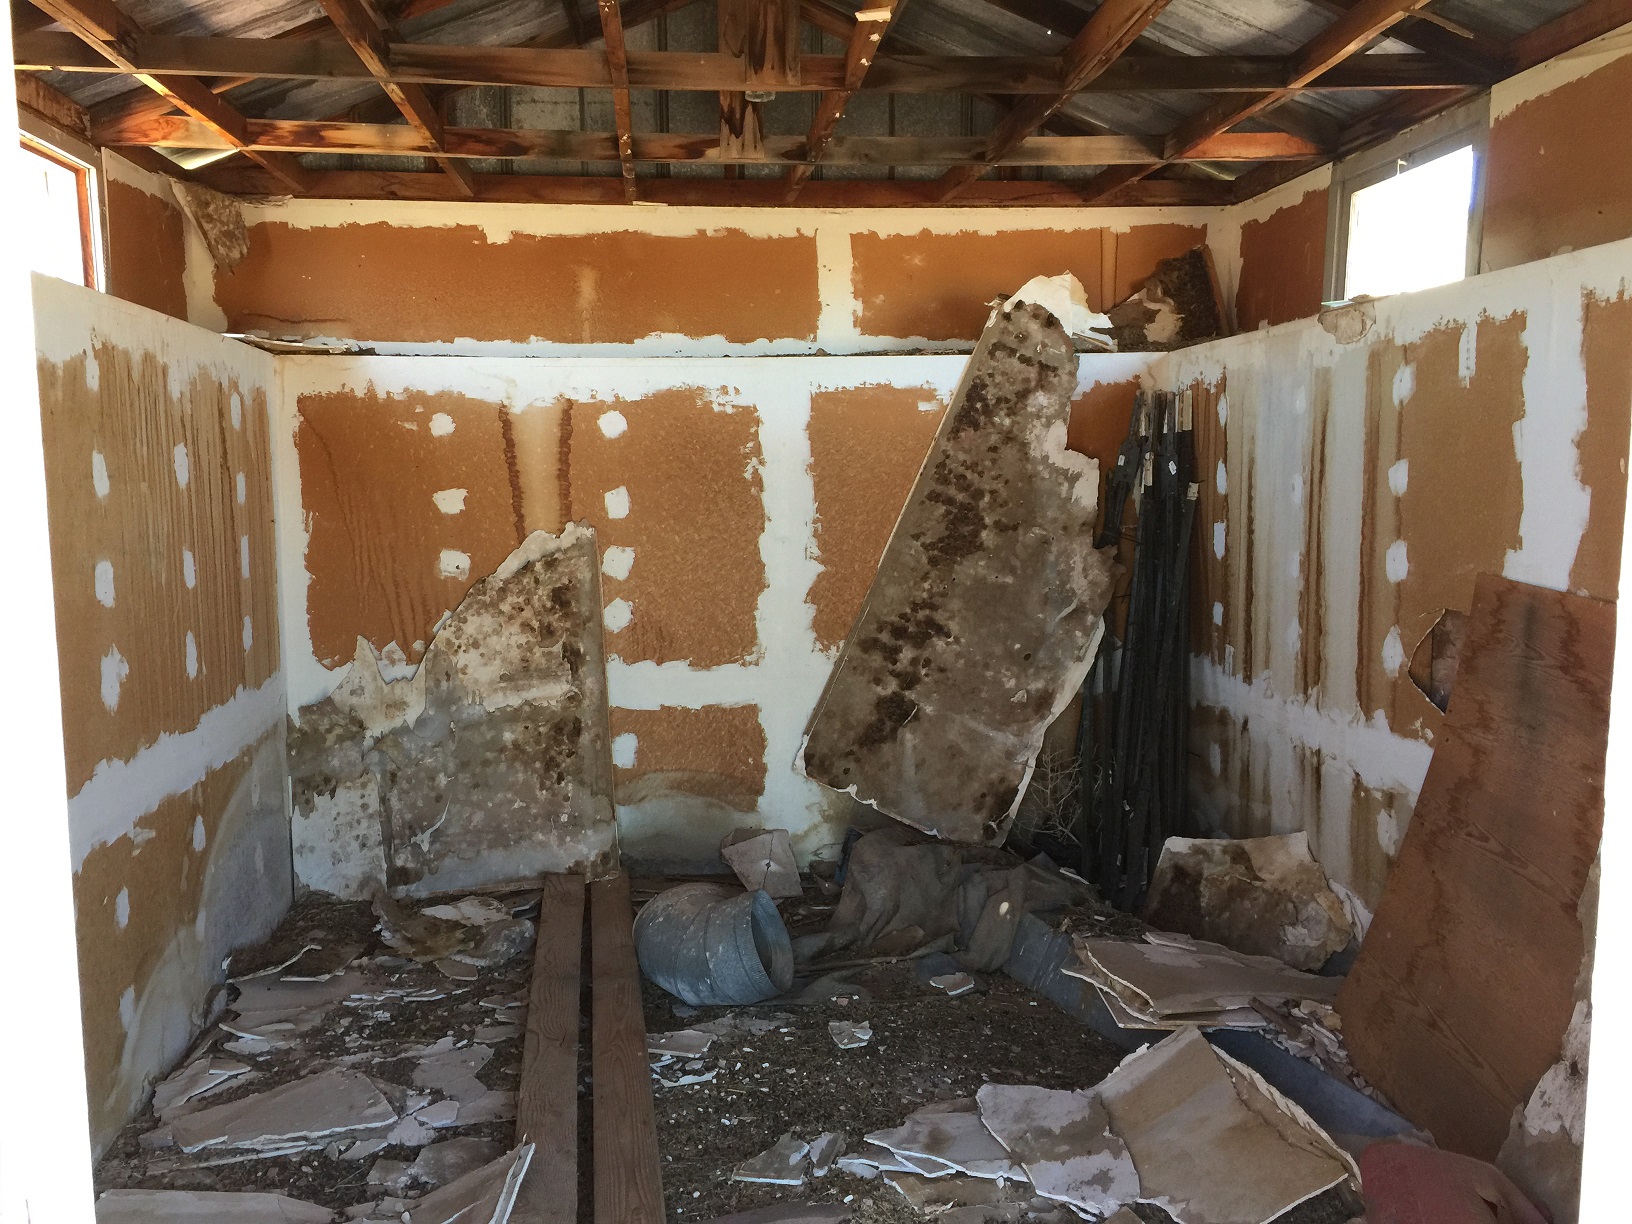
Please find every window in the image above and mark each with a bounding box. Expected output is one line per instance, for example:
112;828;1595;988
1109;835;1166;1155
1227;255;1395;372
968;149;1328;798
19;136;101;289
1326;99;1487;303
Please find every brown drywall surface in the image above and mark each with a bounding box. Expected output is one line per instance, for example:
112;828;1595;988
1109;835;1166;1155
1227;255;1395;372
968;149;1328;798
1485;53;1632;272
1235;188;1329;331
1067;378;1140;504
297;387;530;668
566;389;765;666
850;225;1203;341
105;179;188;322
610;705;767;811
1357;317;1527;728
216;222;820;345
1573;290;1632;597
37;346;278;792
807;385;946;651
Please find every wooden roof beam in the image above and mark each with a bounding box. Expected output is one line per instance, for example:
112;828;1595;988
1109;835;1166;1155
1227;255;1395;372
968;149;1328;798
316;0;473;196
1511;0;1632;71
597;0;638;200
719;0;800;160
934;0;1172;202
26;0;309;191
785;2;897;200
1300;0;1508;78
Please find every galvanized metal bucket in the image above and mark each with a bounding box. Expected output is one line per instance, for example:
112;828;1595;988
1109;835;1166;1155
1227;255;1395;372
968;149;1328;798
634;882;794;1006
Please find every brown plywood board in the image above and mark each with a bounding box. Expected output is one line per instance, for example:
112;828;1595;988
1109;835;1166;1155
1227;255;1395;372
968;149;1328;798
105;179;188;322
1234;188;1329;332
217;222;820;345
807;385;946;651
565;389;765;666
1336;574;1613;1160
800;302;1115;844
1484;52;1632;273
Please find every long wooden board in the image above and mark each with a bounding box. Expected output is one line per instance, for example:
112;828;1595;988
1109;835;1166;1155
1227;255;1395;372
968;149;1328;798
1336;575;1614;1159
513;874;585;1224
591;874;664;1224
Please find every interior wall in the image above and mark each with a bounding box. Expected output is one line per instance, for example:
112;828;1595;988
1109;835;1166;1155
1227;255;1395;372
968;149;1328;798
1159;237;1632;909
275;351;1151;881
202;202;1211;356
101;153;191;324
33;276;291;1154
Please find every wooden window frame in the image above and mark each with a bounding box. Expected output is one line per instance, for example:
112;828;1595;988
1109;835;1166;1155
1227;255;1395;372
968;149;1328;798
18;114;106;292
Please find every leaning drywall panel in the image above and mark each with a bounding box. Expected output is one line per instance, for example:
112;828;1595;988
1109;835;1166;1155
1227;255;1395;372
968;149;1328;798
32;276;290;1153
273;351;1155;881
1159;235;1632;907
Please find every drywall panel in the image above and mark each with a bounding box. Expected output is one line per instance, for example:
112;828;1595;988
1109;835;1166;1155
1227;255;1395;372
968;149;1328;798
33;277;289;1154
1162;236;1632;906
276;351;1155;875
105;179;187;323
1233;186;1329;332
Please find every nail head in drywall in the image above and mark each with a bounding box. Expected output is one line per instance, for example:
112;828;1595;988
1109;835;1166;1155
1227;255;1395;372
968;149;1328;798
604;487;631;519
1388;459;1409;496
240;536;250;580
183;549;196;589
173;443;189;488
612;732;638;768
92;451;110;498
1392;363;1416;407
602;546;635;581
94;560;115;608
242;615;253;652
1386;540;1410;583
598;410;629;439
193;815;206;852
432;488;468;514
604;598;633;633
1217;394;1228;427
429;412;455;437
1382;626;1406;677
439;550;471;580
185;631;198;679
236;472;246;505
230;390;242;430
100;646;128;711
114;888;130;929
1213;522;1226;559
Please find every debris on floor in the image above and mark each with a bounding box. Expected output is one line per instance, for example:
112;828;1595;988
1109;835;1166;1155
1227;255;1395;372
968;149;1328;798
1141;832;1354;972
723;829;804;899
95;1188;335;1223
735;1134;814;1185
829;1020;873;1049
799;292;1116;846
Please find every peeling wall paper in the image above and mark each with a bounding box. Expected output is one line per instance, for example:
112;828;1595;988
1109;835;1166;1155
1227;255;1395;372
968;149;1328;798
215;201;1218;358
32;277;290;1153
1159;237;1632;904
274;352;1154;872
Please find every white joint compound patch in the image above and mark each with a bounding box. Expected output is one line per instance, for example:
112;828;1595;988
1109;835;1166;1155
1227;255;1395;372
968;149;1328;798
183;549;196;589
1385;540;1409;583
432;488;468;514
439;550;471;580
612;733;637;768
598;410;628;438
114;887;130;929
192;815;206;851
101;646;129;711
119;987;135;1032
93;450;110;498
173;443;189;488
604;487;630;519
95;560;115;608
1382;626;1406;677
242;615;253;652
230;390;243;429
1215;460;1227;495
240;535;250;579
1392;363;1416;407
1212;602;1224;626
1213;522;1226;559
429;412;455;436
1387;459;1409;496
185;631;199;679
601;546;635;581
603;598;633;633
236;472;247;504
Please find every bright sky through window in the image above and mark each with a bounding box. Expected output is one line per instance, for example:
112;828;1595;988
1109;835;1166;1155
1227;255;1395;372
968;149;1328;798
1344;144;1475;300
21;141;93;288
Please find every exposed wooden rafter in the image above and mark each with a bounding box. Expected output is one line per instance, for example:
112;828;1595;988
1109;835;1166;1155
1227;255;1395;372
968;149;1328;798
26;0;309;191
316;0;474;195
718;0;800;160
597;0;638;200
1301;0;1508;78
935;0;1172;202
1511;0;1632;70
784;1;896;200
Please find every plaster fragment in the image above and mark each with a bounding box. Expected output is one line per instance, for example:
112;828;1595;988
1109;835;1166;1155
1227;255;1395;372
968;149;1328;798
1382;626;1406;676
1386;540;1409;583
604;486;631;519
432;488;468;514
92;450;110;498
601;545;635;580
173;443;189;488
598;410;629;438
1388;459;1409;496
604;599;633;633
95;560;115;608
101;646;129;711
612;733;637;768
429;412;455;436
439;550;471;580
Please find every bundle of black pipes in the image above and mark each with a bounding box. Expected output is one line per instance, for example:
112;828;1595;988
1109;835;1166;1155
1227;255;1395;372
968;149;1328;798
1077;387;1198;911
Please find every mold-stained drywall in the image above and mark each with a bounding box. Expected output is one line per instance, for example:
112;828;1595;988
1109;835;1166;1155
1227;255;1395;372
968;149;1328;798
276;352;1154;876
33;276;289;1153
1485;28;1632;274
1163;237;1632;907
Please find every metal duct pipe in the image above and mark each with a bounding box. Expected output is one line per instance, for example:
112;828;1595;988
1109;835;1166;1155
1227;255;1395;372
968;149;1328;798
634;883;794;1006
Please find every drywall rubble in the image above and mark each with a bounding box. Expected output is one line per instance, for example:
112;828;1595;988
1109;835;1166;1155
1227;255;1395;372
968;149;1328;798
975;1085;1137;1214
734;1134;812;1185
1142;833;1354;972
290;526;619;899
800;296;1115;846
96;1189;335;1222
721;828;802;898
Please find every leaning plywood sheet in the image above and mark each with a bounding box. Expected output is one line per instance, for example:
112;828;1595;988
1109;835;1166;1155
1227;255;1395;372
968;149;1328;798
799;298;1115;844
1336;575;1613;1160
290;527;618;896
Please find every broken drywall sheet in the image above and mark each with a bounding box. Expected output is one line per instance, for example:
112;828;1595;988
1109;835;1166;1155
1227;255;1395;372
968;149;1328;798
1142;832;1354;971
95;1189;335;1223
721;828;802;898
865;1102;1021;1182
288;526;619;897
1068;933;1340;1022
799;298;1116;845
974;1084;1139;1215
1096;1028;1351;1224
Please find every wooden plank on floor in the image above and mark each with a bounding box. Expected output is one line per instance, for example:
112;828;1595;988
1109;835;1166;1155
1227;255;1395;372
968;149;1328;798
591;873;664;1224
512;873;585;1224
